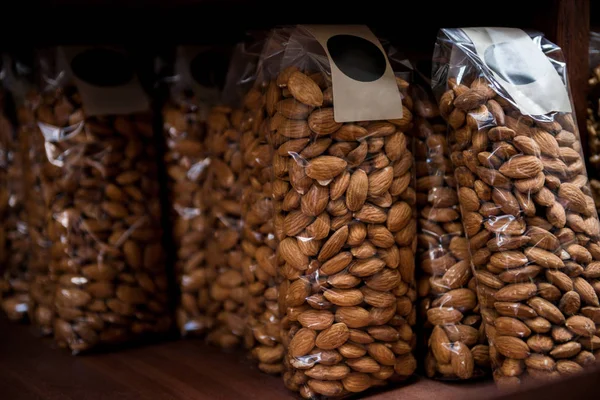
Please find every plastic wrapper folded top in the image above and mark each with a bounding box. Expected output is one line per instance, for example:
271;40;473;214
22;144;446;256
587;32;600;209
260;26;418;398
0;58;31;322
412;80;490;380
433;28;600;387
34;47;171;353
162;46;226;338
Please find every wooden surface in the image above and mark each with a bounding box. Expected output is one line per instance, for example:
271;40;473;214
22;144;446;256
0;319;494;400
2;319;600;400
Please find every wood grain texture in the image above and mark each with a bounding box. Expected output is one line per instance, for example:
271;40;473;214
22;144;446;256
544;0;590;158
2;319;600;399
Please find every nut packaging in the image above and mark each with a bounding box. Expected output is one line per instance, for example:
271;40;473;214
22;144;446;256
0;64;31;322
412;82;489;380
34;47;171;353
236;36;285;373
261;26;418;398
162;47;218;338
433;28;600;387
588;32;600;209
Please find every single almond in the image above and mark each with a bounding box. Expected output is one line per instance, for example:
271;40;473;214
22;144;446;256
287;71;323;107
315;322;350;350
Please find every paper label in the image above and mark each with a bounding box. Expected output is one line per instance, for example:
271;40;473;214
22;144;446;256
60;46;149;116
301;25;403;123
460;27;571;115
175;46;224;106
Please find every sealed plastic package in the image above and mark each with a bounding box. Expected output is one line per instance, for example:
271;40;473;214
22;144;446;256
433;28;600;386
259;26;418;398
412;80;489;380
34;47;171;352
588;32;600;208
0;58;31;322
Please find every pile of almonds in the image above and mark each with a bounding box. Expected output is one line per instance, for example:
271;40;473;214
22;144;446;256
163;95;212;337
267;66;417;398
240;84;284;374
412;84;489;380
36;85;171;353
19;99;57;335
202;105;247;349
440;75;600;386
0;94;30;322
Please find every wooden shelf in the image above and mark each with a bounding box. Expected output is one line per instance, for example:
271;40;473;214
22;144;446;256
2;318;600;400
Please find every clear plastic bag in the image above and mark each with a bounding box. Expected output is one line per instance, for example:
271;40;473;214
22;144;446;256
258;26;418;398
237;33;286;373
0;59;31;322
433;28;600;387
588;32;600;209
34;47;171;353
162;49;213;338
412;80;490;380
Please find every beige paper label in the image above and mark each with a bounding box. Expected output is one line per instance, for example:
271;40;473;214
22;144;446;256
301;25;403;123
60;46;149;116
460;27;571;115
175;46;221;105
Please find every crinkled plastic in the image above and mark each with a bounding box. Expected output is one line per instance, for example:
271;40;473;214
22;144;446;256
34;47;171;353
412;80;490;380
433;28;600;387
588;32;600;208
238;33;286;374
0;60;31;322
163;50;213;338
258;26;418;399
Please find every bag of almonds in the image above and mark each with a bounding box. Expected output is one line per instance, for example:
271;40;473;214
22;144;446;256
257;26;418;398
412;79;490;380
33;47;171;353
432;28;600;387
0;58;31;322
162;45;228;339
587;32;600;209
3;52;57;333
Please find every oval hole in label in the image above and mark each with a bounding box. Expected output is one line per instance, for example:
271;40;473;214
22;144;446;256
326;35;386;83
190;49;229;90
71;48;134;87
484;42;536;86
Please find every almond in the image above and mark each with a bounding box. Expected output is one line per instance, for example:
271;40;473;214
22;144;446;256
558;183;588;214
342;373;372;393
426;307;463;325
550;341;582;359
276;98;314;119
306;156;347;180
490;251;528;269
454;89;487;110
513;135;541;156
297;310;334;330
280;238;309;270
287;71;323;107
525;354;556;371
301;185;329;217
556;360;584;375
524;247;565;269
315;323;350;350
565;315;596;337
499;155;544;179
494;302;538;319
494;336;530;359
346;356;381;373
286;279;311;307
387;202;412;232
319;252;353;275
573;277;600;306
495;283;537;302
368;166;394;196
323;289;364;307
346;170;369;212
367;343;396;366
431;288;476;312
289;328;317;357
317;225;349;262
335;307;370;328
278;118;312;138
526;227;560;251
451;341;475;379
526;335;554;353
430;325;451;364
339;342;368;358
527;296;565;325
495;317;532;338
307;380;343;397
308;108;341;135
475;167;511;189
305;364;350;381
559;291;581;316
458;187;481;212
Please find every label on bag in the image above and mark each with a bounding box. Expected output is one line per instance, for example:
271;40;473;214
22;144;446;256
176;46;226;106
300;25;403;123
60;46;149;116
460;27;571;115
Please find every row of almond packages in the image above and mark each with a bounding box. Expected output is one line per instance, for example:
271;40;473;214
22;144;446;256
0;26;599;397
